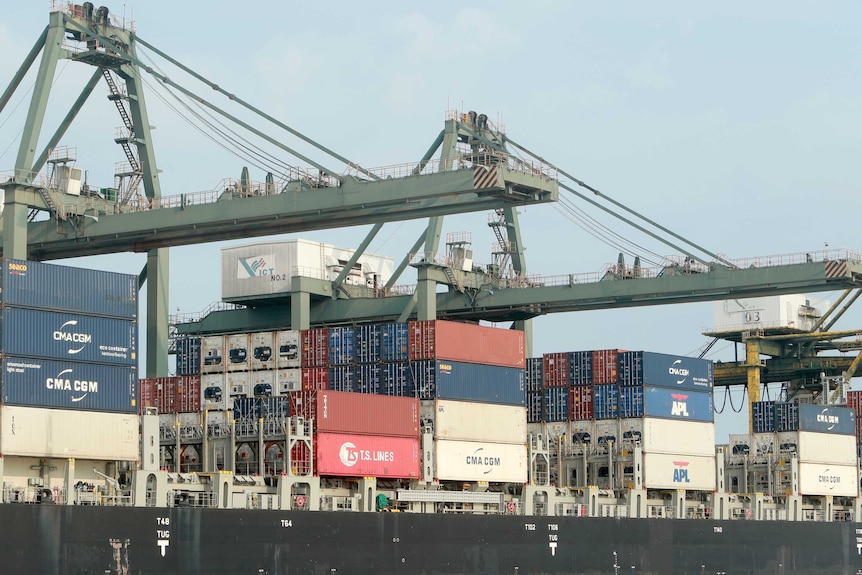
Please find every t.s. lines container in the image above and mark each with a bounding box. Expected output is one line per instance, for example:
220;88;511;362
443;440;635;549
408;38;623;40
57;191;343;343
315;433;420;479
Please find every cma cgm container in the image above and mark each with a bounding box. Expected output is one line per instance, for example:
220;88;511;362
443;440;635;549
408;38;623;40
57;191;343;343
434;440;527;483
786;431;857;465
798;462;858;497
425;399;526;444
408;360;525;405
379;323;408;362
176;337;201;376
315;433;420;479
1;357;136;413
408;320;525;368
315;390;419;437
795;404;855;435
643;386;713;422
0;307;136;365
1;259;137;318
618;351;713;390
643;453;716;491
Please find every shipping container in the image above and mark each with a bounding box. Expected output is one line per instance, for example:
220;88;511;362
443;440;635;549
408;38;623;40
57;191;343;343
797;404;855;435
276;330;301;368
354;324;381;364
543;387;568;422
798;462;858;497
1;259;137;318
328;327;355;365
847;390;862;416
593;384;619;420
226;334;250;371
408;320;525;369
176;337;201;376
542;352;571;388
408;360;525;405
791;431;857;465
379;322;409;362
201;336;225;374
276;368;302;394
857;417;862;445
621;418;716;457
642;386;713;422
355;363;381;394
643;453;716;491
527;391;543;423
301;367;329;391
592;349;620;384
233;396;258;422
753;401;775;433
138;376;200;414
288;390;316;421
315;433;420;479
201;373;226;410
570;351;593;386
434;440;527;483
1;357;136;413
226;373;249;398
315;390;419;437
775;402;797;432
0;405;138;460
526;357;543;392
329;365;355;393
618;386;644;419
568;386;594;421
250;332;276;371
617;351;713;390
251;370;275;397
258;396;290;421
174;375;201;412
381;362;409;396
425;399;526;444
301;328;329;368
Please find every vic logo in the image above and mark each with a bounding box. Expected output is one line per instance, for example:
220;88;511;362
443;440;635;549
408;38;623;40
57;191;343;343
237;256;274;278
672;461;691;483
671;393;689;417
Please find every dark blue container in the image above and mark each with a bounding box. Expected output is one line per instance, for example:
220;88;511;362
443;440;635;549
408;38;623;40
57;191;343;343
381;361;409;396
593;384;619;419
408;360;525;405
775;402;798;432
2;259;137;318
258;396;290;421
618;351;713;390
526;357;543;392
643;386;713;422
0;307;136;366
797;404;855;435
176;337;201;376
354;324;381;364
570;351;593;386
233;396;259;421
355;363;381;394
543;387;568;422
329;365;355;392
619;386;644;418
527;391;543;423
328;327;355;365
1;356;136;413
379;323;409;362
752;401;775;433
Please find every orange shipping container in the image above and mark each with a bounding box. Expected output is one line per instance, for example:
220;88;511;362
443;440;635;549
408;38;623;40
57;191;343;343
407;320;525;369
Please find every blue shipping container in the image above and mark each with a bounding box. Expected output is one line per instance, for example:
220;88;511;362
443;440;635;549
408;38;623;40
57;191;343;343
543;387;569;422
381;362;409;396
643;386;713;422
526;357;543;392
329;365;355;392
618;386;644;419
259;396;290;420
1;356;136;413
176;337;202;376
408;360;525;405
797;404;855;435
328;327;355;365
2;259;137;319
570;351;593;386
233;396;258;421
593;384;619;419
775;402;797;432
379;323;409;362
753;401;775;433
527;391;543;423
354;325;381;364
0;307;136;366
618;351;713;390
355;363;381;394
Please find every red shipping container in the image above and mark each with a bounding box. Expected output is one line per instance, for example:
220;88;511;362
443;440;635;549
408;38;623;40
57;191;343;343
138;377;175;414
848;390;862;416
592;349;621;384
407;320;525;368
301;327;329;368
568;386;594;421
543;352;571;388
289;390;317;421
290;442;312;476
175;376;201;412
301;367;329;390
316;390;419;437
315;433;421;479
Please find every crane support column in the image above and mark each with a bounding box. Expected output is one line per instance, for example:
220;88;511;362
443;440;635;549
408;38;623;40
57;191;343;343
745;338;762;434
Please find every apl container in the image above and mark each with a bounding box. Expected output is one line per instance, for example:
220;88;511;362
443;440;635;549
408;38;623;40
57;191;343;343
1;259;137;318
408;320;525;368
176;337;201;376
315;390;419;437
315;433;420;479
426;399;527;444
593;384;619;420
301;328;329;368
328;327;355;365
543;387;568;422
568;386;594;421
354;324;380;364
643;386;713;422
381;362;409;396
0;307;136;366
1;357;136;413
618;351;713;390
379;323;409;362
643;452;716;491
408;360;525;405
526;357;543;392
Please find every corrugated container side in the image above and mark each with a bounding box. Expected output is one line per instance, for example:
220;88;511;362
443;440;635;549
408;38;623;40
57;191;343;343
226;373;250;399
796;431;856;465
1;357;136;413
570;351;593;386
568;386;594;421
434;440;527;483
797;404;856;435
643;453;716;491
775;402;798;432
593;384;619;420
233;396;258;421
315;390;419;437
354;324;381;364
640;418;716;457
138;377;169;414
526;357;543;392
138;375;200;414
201;335;225;374
250;332;276;371
288;390;316;421
379;323;409;362
408;320;525;368
381;362;409;396
619;351;713;390
798;462;857;497
226;333;250;371
543;387;568;422
201;373;226;410
643;386;713;423
527;391;543;423
315;433;420;479
542;352;571;388
276;330;301;368
176;337;201;375
301;367;329;391
847;390;862;415
328;327;355;366
752;401;776;433
259;396;290;420
251;370;275;397
408;360;525;405
592;349;620;384
276;368;302;394
429;400;526;444
857;417;862;445
175;375;201;412
355;363;381;394
1;259;137;318
301;328;329;367
329;365;355;392
618;386;644;419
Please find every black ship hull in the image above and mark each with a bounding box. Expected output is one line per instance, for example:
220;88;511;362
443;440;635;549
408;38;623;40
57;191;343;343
4;504;861;574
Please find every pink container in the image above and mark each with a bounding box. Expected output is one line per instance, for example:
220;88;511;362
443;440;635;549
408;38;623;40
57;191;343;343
315;433;421;479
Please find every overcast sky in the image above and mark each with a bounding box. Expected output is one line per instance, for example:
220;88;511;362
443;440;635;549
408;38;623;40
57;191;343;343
2;2;861;441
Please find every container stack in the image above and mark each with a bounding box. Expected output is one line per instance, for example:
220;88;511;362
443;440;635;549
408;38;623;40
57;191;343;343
847;390;862;444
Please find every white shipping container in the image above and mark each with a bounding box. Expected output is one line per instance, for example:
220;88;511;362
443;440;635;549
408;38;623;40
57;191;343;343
434;440;527;483
276;330;301;368
276;369;302;394
793;432;856;465
251;370;275;397
250;332;276;371
222;239;395;300
226;333;251;372
798;463;858;497
643;452;716;491
201;335;225;374
423;400;526;444
620;418;715;457
712;295;827;333
201;373;227;410
227;373;250;398
0;406;138;460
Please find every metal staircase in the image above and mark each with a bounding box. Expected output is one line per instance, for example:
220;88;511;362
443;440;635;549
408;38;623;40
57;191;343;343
103;70;142;202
